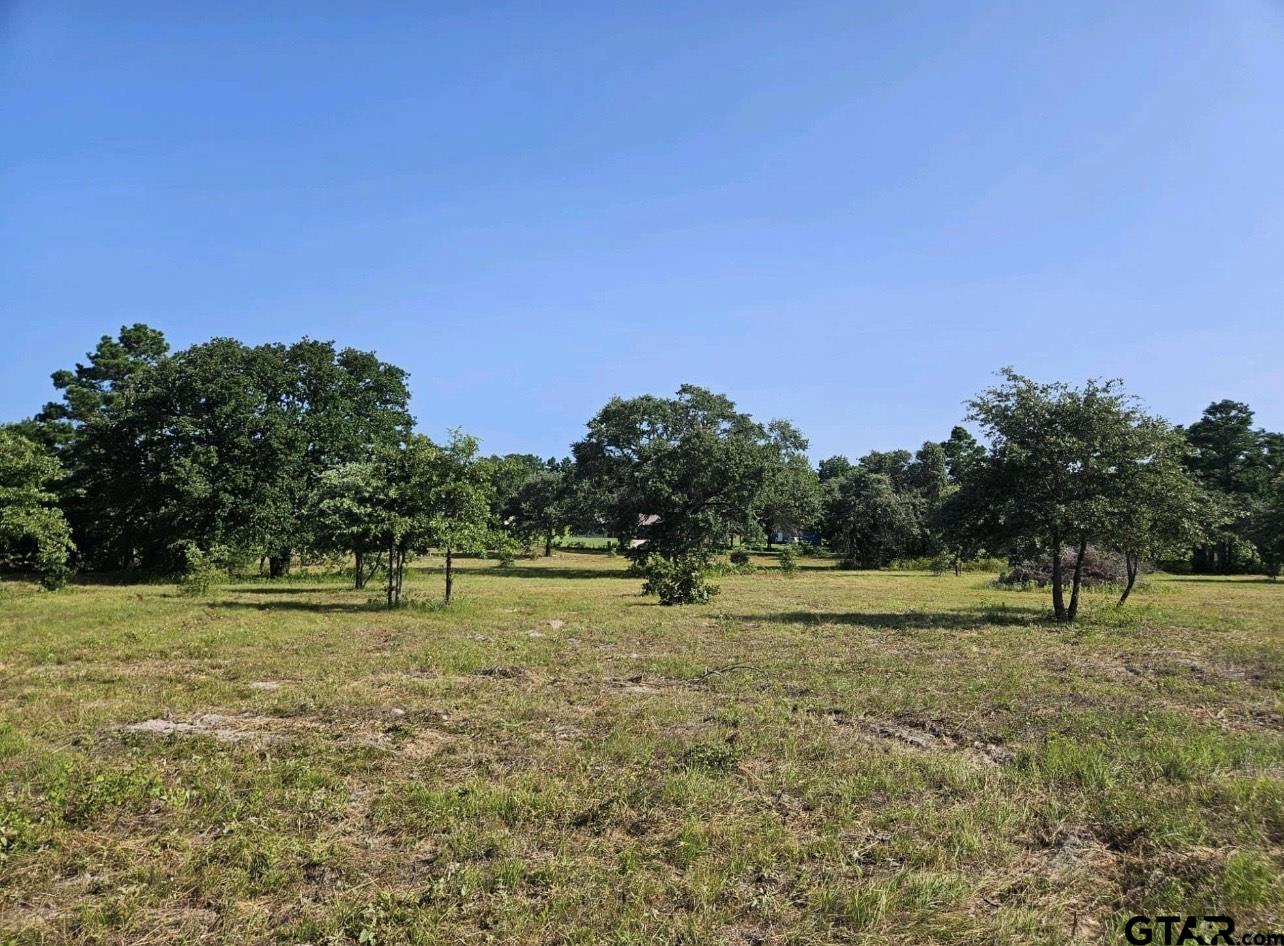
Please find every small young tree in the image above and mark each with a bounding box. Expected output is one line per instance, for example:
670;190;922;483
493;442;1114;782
312;461;387;589
0;429;76;589
312;432;490;607
776;542;800;575
420;432;492;605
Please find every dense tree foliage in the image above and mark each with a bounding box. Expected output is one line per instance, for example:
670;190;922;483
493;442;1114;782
28;327;411;573
821;469;921;568
0;430;75;588
504;459;579;556
955;370;1212;621
573;385;786;602
1245;474;1284;578
1183;400;1283;573
312;433;490;606
4;326;1280;607
754;421;821;546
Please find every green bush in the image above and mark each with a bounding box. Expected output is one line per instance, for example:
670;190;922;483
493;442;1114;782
707;548;755;576
173;542;225;597
639;554;719;605
777;544;799;575
490;533;522;567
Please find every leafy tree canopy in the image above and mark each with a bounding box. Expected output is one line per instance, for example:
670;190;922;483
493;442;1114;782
0;429;75;588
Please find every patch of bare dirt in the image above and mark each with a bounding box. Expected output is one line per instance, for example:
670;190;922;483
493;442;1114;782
118;707;452;758
400;729;449;759
121;713;288;745
473;665;527;679
609;674;675;694
1039;827;1118;942
1043;653;1139;684
823;712;1016;767
1049;827;1106;876
1120;650;1266;686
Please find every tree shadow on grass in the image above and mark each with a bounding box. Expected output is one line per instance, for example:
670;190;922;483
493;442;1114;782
205;598;379;614
1162;576;1280;585
735;607;1051;630
452;565;633;580
229;585;355;594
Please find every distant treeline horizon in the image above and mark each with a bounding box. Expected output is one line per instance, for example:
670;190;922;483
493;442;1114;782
2;325;1281;618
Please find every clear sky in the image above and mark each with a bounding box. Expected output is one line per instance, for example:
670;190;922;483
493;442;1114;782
4;1;1283;460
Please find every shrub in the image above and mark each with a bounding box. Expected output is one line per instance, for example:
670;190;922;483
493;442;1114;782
777;544;799;575
490;533;522;568
928;552;959;576
996;546;1128;589
710;548;755;576
640;554;719;605
173;541;225;597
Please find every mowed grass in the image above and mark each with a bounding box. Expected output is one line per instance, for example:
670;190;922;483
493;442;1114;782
1;553;1281;945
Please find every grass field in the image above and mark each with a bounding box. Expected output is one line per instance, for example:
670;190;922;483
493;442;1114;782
1;552;1281;945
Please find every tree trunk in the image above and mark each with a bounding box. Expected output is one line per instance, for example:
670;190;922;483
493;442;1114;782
545;530;553;557
1118;551;1138;606
395;548;404;604
1066;538;1088;622
363;553;385;590
1050;532;1066;622
354;551;365;590
268;550;292;579
444;546;454;605
1192;545;1209;573
385;542;395;608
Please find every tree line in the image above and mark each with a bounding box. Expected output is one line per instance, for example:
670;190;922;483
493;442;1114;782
2;327;1281;619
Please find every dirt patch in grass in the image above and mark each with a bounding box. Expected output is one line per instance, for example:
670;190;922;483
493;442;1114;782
118;707;453;758
352;725;450;759
607;673;689;695
121;713;289;745
473;665;527;679
821;710;1016;766
1121;650;1268;686
1048;827;1111;876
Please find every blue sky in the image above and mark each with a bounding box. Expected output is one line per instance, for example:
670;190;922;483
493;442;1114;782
4;1;1283;459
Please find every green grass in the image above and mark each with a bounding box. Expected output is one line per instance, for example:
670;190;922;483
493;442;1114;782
1;553;1281;944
